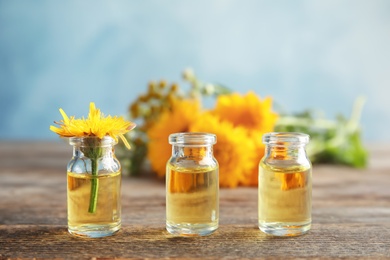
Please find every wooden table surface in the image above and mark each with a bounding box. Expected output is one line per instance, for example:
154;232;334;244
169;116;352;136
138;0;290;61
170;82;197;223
0;141;389;259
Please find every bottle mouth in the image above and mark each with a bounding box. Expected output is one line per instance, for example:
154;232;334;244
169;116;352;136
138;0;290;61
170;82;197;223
262;132;309;145
69;136;117;147
169;132;217;146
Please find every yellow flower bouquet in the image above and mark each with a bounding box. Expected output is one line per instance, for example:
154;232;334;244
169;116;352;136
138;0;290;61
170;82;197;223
125;69;278;187
122;69;367;187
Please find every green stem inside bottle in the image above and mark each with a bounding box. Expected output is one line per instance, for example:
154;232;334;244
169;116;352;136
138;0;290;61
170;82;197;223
88;157;99;213
81;138;103;214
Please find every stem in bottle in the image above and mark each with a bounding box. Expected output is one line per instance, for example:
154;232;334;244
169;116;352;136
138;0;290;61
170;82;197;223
88;157;99;213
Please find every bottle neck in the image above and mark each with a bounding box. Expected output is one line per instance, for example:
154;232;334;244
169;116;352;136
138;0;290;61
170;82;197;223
73;145;115;159
172;145;213;159
265;144;307;161
70;136;116;159
169;133;216;159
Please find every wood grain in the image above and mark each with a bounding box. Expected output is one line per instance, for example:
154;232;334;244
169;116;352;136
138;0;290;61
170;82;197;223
0;141;389;259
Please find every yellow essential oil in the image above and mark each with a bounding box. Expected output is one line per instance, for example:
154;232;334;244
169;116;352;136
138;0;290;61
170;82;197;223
258;163;311;236
166;164;219;236
67;171;121;237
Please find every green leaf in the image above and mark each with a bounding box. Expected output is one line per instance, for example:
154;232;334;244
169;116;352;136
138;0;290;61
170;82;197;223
274;97;368;168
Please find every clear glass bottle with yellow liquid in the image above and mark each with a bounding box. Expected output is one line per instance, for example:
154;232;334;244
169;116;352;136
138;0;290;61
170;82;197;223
166;132;219;236
258;132;312;236
67;136;121;238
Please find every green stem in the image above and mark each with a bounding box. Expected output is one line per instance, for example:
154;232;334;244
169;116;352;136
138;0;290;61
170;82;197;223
88;158;99;213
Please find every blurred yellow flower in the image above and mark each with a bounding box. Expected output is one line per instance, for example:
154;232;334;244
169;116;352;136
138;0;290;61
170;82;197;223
50;102;136;149
210;91;278;186
146;91;278;187
147;98;201;177
240;137;264;186
190;113;257;188
212;91;278;134
128;71;280;187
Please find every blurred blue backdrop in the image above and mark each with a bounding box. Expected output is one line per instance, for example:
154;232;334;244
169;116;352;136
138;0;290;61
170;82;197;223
0;0;389;141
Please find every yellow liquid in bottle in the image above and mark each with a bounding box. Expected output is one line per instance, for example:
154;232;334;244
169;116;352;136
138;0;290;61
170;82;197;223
67;171;121;237
258;163;311;236
166;164;219;236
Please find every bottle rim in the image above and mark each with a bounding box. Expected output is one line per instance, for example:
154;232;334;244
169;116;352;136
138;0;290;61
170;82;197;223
68;136;117;147
169;132;217;146
262;132;309;145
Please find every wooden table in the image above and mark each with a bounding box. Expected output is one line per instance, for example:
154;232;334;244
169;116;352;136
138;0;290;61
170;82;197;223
0;141;389;259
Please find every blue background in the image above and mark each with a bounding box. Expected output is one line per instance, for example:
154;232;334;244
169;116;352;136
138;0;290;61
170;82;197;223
1;0;389;141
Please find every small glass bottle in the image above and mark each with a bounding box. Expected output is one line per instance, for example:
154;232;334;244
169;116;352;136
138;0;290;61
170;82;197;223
258;132;312;236
166;132;219;236
67;136;121;238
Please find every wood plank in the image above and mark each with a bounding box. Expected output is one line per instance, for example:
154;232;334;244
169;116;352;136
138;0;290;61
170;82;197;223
1;223;390;259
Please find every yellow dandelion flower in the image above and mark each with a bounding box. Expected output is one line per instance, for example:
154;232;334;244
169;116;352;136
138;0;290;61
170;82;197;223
50;102;136;149
50;102;136;213
209;91;278;186
211;91;278;134
147;98;201;178
239;136;264;186
189;113;257;188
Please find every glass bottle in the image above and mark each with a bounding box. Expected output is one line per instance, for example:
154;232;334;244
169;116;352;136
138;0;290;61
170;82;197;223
166;132;219;236
67;136;121;238
258;132;312;236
